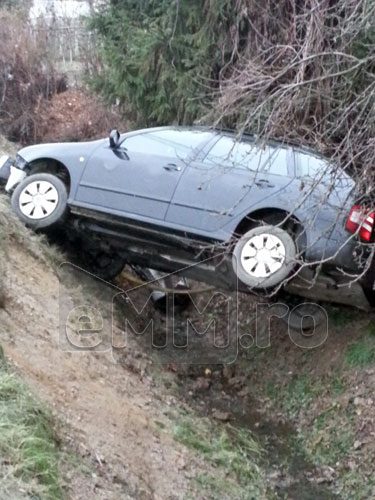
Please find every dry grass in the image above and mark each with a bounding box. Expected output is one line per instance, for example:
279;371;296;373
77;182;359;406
0;9;66;144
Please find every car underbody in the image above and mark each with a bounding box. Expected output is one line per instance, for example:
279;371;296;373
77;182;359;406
67;206;373;312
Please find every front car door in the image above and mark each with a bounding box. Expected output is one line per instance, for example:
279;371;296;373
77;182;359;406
75;129;210;221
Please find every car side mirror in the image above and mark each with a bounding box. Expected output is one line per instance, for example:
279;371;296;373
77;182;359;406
109;129;120;149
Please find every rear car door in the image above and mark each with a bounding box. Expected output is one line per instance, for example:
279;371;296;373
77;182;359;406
165;135;294;233
75;130;207;221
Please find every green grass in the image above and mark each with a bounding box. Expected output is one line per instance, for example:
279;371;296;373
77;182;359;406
346;337;375;367
0;357;62;499
280;375;324;418
360;321;375;337
314;428;354;465
174;415;272;499
331;375;345;395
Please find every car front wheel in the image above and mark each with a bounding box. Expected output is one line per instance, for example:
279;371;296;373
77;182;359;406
11;173;68;230
232;225;297;289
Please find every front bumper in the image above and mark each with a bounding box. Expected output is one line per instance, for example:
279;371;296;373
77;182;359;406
0;155;12;184
0;155;26;192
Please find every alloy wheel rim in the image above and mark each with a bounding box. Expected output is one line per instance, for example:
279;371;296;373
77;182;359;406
240;233;286;278
18;181;59;220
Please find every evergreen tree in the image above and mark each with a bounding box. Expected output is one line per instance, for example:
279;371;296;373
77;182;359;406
89;0;247;126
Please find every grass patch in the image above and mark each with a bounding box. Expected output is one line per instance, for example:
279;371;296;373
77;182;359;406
360;321;375;337
346;337;375;367
331;375;345;396
0;356;62;499
280;375;324;419
174;416;272;499
312;425;354;465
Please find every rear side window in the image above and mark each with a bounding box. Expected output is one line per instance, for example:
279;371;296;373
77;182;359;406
295;152;330;180
261;148;289;176
205;136;289;175
123;130;213;160
204;137;263;172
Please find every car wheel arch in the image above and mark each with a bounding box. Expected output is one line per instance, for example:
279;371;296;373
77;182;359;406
27;158;71;195
233;208;307;253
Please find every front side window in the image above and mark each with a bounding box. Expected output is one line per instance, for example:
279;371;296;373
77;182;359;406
150;129;214;159
123;133;182;159
123;129;213;161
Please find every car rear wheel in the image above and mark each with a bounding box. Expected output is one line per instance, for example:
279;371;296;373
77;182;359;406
11;173;68;230
232;225;297;289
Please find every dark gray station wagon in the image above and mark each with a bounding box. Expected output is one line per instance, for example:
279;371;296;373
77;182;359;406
0;126;362;292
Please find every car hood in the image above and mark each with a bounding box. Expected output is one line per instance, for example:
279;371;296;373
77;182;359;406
17;138;107;163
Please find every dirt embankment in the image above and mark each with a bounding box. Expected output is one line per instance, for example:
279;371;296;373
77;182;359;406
1;242;205;499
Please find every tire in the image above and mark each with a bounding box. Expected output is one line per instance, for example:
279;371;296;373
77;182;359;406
11;173;68;230
232;225;297;289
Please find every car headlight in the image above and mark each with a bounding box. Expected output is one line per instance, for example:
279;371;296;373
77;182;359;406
15;154;27;170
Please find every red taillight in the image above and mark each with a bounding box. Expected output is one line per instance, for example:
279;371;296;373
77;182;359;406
346;205;375;242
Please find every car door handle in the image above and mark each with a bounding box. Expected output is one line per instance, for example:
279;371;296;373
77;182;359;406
163;163;182;172
254;179;274;188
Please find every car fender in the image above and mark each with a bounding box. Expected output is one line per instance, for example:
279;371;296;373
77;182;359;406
7;139;106;193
